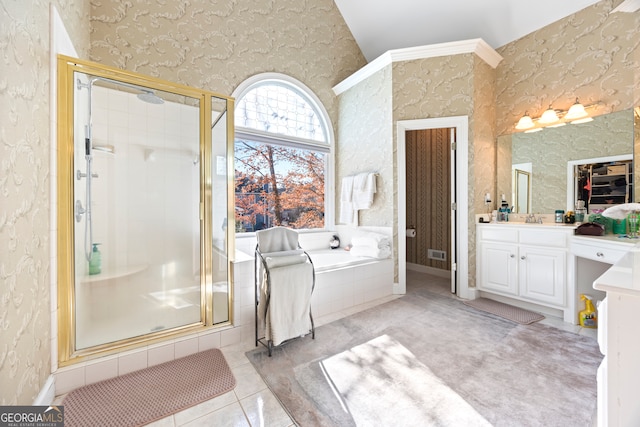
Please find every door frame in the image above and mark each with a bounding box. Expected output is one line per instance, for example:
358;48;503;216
396;116;470;298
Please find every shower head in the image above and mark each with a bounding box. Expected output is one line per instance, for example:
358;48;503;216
137;90;164;105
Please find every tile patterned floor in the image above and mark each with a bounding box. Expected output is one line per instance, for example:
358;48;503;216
58;271;598;426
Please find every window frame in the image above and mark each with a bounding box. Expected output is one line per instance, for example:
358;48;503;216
232;73;335;234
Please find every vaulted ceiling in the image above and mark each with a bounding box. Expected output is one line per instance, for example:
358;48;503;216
333;0;602;61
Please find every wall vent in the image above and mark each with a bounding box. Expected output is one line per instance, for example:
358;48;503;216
428;249;446;261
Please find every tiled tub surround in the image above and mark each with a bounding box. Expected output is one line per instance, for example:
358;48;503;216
236;226;395;319
55;227;393;396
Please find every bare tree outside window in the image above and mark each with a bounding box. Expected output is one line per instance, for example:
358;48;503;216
234;79;330;232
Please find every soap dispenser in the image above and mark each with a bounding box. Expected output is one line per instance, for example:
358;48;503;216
89;243;102;275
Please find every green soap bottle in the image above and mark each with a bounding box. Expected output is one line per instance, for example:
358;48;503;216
89;243;101;275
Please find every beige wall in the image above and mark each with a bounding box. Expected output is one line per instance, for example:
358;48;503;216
496;0;640;136
0;0;90;406
336;64;394;227
89;0;367;138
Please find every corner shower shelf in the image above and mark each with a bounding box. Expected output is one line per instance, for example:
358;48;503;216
80;264;149;284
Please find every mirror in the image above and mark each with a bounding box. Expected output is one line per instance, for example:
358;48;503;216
497;108;637;213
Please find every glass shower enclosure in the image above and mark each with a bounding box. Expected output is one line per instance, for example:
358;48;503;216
57;56;234;364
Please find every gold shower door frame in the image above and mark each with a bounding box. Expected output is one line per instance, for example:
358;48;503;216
56;55;235;366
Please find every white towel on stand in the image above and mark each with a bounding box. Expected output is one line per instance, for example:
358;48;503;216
262;261;313;346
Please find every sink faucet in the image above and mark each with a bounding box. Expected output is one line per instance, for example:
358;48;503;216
525;213;544;224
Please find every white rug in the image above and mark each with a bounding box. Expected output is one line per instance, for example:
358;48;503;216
320;334;492;427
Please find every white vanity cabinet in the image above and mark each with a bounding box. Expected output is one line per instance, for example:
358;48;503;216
477;224;573;313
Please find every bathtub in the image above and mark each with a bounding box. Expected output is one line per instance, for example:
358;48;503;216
305;248;394;318
232;228;395;324
306;248;382;272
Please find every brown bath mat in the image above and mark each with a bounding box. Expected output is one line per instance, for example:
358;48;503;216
62;348;236;427
463;298;545;324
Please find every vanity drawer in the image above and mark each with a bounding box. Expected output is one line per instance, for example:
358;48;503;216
570;241;628;264
478;227;518;243
519;229;568;248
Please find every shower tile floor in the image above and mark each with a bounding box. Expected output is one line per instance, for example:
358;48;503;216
59;272;597;426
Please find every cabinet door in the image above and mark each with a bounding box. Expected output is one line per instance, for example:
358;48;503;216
479;242;518;295
518;245;565;306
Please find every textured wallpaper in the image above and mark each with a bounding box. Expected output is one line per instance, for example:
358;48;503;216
0;0;90;406
496;0;640;137
89;0;367;140
470;57;497;287
336;64;393;227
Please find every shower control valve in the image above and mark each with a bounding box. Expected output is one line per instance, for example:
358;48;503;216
76;169;99;180
75;200;86;223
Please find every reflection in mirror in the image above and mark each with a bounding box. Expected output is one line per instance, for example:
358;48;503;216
514;169;531;214
569;155;632;214
497;109;635;213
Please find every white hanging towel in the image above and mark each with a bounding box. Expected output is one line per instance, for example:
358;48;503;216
339;175;356;225
352;172;376;210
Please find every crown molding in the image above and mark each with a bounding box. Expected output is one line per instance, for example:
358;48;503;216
332;38;503;95
611;0;640;13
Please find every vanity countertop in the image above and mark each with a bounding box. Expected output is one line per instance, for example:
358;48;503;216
594;248;640;297
477;221;577;229
572;233;640;246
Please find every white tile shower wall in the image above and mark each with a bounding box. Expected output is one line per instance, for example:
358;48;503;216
90;86;200;277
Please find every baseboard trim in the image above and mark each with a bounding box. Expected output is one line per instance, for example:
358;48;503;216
33;375;56;405
407;263;451;279
393;282;404;294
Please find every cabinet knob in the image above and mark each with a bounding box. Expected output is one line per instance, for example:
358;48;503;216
520;256;526;260
596;252;604;257
510;254;515;258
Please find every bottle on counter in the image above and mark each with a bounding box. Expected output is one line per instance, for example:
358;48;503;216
575;200;587;223
555;210;565;223
564;211;575;224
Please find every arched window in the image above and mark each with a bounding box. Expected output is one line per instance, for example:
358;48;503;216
233;73;333;232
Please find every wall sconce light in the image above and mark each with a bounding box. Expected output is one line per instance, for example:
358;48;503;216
564;98;588;120
538;105;560;125
515;112;534;130
514;98;596;132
